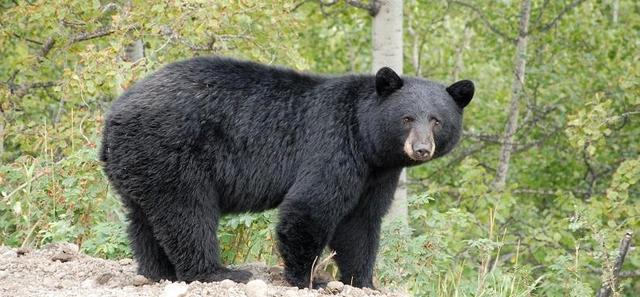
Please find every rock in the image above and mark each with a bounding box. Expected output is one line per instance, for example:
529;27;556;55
61;243;79;254
163;282;188;297
81;278;96;288
43;265;56;273
133;274;150;286
219;279;236;289
51;251;76;263
284;289;299;297
1;250;14;258
268;266;284;275
326;281;344;294
267;287;278;296
245;279;268;297
342;285;354;295
118;258;133;265
16;247;31;257
314;270;334;285
0;270;9;280
95;272;114;285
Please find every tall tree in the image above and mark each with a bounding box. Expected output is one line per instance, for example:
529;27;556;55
372;0;407;223
492;0;532;190
337;0;407;223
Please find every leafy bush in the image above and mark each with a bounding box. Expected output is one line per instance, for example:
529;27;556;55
1;0;638;296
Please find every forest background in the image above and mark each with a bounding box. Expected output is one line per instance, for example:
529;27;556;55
1;0;638;296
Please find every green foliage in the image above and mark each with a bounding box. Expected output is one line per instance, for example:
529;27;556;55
219;211;279;266
1;0;638;296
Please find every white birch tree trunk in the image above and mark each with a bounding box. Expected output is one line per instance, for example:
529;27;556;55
0;112;4;158
407;15;421;76
492;0;531;190
124;39;144;63
452;24;472;81
115;39;144;95
372;0;407;224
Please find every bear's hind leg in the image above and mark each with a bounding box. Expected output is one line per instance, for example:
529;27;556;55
145;188;252;283
124;198;176;281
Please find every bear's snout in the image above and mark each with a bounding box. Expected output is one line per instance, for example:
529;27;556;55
412;143;433;160
403;128;436;162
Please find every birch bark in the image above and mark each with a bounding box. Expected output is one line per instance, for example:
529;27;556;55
372;0;407;224
492;0;531;190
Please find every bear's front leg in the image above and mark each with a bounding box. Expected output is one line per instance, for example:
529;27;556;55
329;169;401;288
329;209;382;288
276;167;365;288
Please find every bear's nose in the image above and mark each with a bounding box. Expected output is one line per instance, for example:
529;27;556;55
413;144;431;159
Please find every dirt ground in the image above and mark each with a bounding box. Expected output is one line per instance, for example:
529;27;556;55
0;244;407;297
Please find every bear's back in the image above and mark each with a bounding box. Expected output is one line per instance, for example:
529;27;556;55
101;57;358;212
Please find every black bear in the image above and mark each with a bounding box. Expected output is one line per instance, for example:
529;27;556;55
100;56;474;288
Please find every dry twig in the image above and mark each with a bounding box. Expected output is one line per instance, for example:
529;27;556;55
309;250;337;289
596;232;633;297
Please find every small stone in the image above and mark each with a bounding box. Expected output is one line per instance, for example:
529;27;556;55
362;287;379;295
81;278;96;288
95;272;114;285
51;252;75;263
268;266;284;275
284;289;299;297
326;281;344;293
163;282;188;297
133;274;150;286
245;279;268;297
118;258;133;265
219;279;235;289
267;287;279;296
43;265;56;273
1;250;14;258
0;271;9;280
16;247;31;257
342;285;354;295
61;243;79;254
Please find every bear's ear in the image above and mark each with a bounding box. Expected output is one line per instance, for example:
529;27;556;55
375;67;403;97
447;80;474;108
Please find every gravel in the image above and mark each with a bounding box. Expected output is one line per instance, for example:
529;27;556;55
0;244;408;297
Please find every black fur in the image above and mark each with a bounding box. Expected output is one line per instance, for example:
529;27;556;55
446;80;475;108
100;56;473;288
375;67;403;97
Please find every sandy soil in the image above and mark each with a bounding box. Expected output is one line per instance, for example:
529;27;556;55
0;244;407;297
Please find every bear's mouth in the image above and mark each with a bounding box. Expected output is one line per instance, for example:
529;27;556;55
403;143;434;161
406;151;433;162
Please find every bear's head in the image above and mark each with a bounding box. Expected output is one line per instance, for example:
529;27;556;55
362;67;474;168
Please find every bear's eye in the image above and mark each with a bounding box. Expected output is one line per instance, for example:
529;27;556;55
433;118;441;126
402;116;415;125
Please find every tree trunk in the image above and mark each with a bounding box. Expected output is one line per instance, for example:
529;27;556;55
407;15;421;76
452;24;471;81
373;0;407;224
116;39;144;95
124;39;144;63
0;111;4;159
596;232;633;297
492;0;531;190
612;0;619;24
